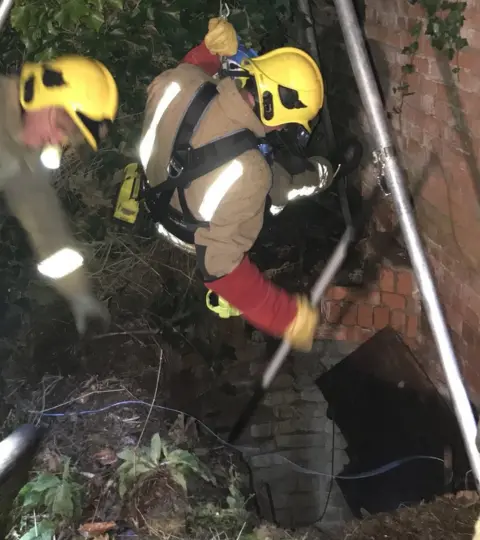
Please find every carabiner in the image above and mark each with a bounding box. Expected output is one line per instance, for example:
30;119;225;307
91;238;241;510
219;0;230;19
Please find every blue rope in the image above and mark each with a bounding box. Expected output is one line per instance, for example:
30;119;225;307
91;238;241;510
37;399;444;480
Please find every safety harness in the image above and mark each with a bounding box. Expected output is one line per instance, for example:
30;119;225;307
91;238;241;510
143;81;260;233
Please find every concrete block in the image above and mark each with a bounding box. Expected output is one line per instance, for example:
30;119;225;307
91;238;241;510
334;432;348;450
275;493;321;510
300;387;327;402
279;447;331;466
250;423;273;439
264;389;299;407
324;421;343;435
275;416;327;435
274;403;327;420
296;475;322;492
253;465;295;483
250;452;284;468
270;373;295;390
275;433;327;449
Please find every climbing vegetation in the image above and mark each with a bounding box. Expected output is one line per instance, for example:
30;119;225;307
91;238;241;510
395;0;469;109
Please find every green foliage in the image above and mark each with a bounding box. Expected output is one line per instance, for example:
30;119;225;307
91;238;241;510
116;433;216;497
6;0;292;163
190;465;250;536
394;0;468;110
10;458;83;540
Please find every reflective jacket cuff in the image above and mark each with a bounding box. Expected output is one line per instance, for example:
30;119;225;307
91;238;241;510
181;41;222;76
207;257;298;337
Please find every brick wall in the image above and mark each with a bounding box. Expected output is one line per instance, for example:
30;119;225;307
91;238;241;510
312;0;480;403
319;265;421;348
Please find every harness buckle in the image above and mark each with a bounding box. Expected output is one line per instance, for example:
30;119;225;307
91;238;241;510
167;156;184;178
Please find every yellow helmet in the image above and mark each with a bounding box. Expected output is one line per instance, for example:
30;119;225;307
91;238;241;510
241;47;324;132
19;55;119;150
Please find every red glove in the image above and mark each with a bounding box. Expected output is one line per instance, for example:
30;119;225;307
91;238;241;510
207;257;297;336
181;41;221;76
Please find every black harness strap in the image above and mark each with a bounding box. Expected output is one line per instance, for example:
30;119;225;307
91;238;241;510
145;81;259;231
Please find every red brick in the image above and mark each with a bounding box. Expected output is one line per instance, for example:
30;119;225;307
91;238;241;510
360;328;375;342
327;286;348;301
457;70;480;94
390;310;407;333
421;174;451;216
379;268;395;292
347;326;365;342
445;305;464;335
333;325;349;341
325;301;342;324
358;304;374;328
458;48;480;76
406;296;420;314
373;306;390;330
397;270;414;296
404;337;419;350
341;304;358;326
465;306;480;330
406;315;419;338
462;323;478;347
366;290;381;306
382;292;406;310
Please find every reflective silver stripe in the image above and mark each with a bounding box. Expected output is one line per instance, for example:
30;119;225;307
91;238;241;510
287;185;318;201
156;223;195;255
139;82;181;169
270;204;284;216
37;248;84;279
198;160;244;221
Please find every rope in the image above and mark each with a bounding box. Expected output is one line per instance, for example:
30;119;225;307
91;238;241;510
35;399;445;481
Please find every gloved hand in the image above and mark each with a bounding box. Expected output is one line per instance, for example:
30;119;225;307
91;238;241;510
283;295;319;352
68;294;110;335
204;17;238;57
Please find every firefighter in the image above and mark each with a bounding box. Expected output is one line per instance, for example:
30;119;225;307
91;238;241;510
0;55;118;333
137;18;345;352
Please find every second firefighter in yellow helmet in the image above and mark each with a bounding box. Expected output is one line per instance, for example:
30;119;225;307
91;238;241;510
19;55;118;151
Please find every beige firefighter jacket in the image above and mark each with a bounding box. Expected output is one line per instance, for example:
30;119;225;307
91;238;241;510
0;76;92;302
141;63;320;279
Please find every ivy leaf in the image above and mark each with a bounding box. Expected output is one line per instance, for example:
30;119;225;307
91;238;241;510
117;448;137;462
132;463;152;475
52;482;74;519
150;433;163;464
169;469;187;491
31;473;61;492
19;520;56;540
107;0;124;9
410;21;423;38
402;63;415;74
22;489;44;509
89;12;105;31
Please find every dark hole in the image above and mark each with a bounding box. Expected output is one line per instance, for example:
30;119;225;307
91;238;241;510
262;91;274;121
42;68;66;88
23;76;34;103
76;111;103;147
278;85;307;110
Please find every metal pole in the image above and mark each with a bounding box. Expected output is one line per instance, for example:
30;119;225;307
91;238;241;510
333;0;480;489
228;225;355;443
0;0;14;34
263;225;355;388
